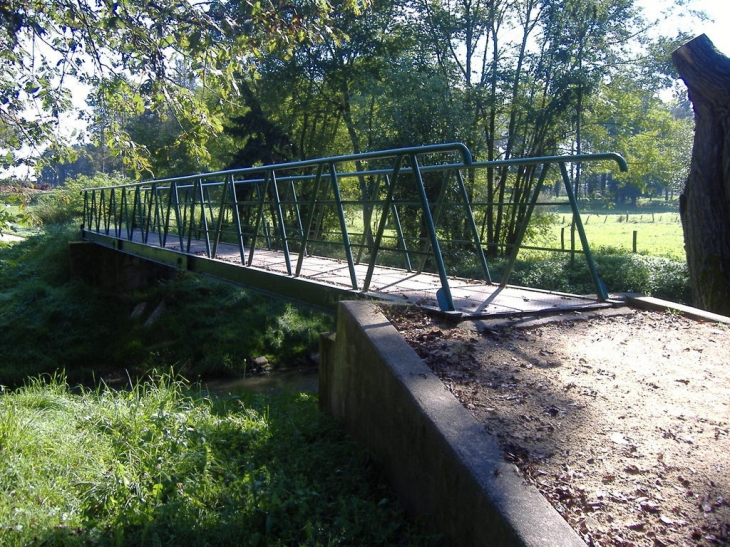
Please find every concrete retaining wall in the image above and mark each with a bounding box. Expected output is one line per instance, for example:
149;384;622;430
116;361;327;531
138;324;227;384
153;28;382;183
320;301;587;547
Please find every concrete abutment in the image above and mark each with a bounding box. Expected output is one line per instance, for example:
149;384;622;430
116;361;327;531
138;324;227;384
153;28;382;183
319;301;588;547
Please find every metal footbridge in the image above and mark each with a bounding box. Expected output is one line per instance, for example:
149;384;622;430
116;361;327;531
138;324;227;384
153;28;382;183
81;144;628;317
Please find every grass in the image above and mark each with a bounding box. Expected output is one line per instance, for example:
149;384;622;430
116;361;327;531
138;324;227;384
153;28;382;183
496;248;690;303
545;211;684;260
0;223;435;546
447;240;689;304
502;206;690;301
0;225;334;387
0;373;436;546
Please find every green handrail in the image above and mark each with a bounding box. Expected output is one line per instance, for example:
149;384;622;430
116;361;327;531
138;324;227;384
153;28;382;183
81;144;627;311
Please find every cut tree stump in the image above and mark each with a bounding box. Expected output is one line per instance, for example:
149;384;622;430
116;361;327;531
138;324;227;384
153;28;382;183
672;34;730;316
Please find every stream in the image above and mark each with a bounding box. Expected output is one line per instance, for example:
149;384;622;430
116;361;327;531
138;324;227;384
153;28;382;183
203;366;319;396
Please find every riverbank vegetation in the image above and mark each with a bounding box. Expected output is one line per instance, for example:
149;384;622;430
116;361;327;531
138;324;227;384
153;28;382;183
0;227;440;546
0;226;334;386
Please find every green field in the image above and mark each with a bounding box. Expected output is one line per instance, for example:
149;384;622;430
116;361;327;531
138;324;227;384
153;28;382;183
535;211;684;260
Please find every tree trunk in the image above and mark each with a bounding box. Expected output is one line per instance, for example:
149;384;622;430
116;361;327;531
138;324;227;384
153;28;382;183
672;35;730;315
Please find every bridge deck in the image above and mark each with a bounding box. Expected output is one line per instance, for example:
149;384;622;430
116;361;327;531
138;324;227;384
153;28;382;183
125;233;619;317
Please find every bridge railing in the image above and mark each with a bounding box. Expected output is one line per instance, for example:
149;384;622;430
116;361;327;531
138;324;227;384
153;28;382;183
81;144;627;311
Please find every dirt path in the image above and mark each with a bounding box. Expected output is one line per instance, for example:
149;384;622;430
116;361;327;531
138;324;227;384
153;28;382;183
385;305;730;547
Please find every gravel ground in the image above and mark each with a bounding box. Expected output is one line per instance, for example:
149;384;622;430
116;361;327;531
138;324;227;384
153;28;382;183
385;305;730;547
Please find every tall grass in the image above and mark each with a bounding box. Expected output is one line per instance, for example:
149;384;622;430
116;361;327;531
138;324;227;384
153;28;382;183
0;374;435;546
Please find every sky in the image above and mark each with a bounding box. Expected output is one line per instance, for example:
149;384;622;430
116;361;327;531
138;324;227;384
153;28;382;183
696;0;730;53
640;0;730;55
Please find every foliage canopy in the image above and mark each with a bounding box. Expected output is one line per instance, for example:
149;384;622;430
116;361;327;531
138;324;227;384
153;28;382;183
1;0;700;256
0;0;362;174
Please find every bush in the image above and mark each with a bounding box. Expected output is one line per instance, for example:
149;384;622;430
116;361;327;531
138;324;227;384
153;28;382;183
32;173;126;226
501;247;690;303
